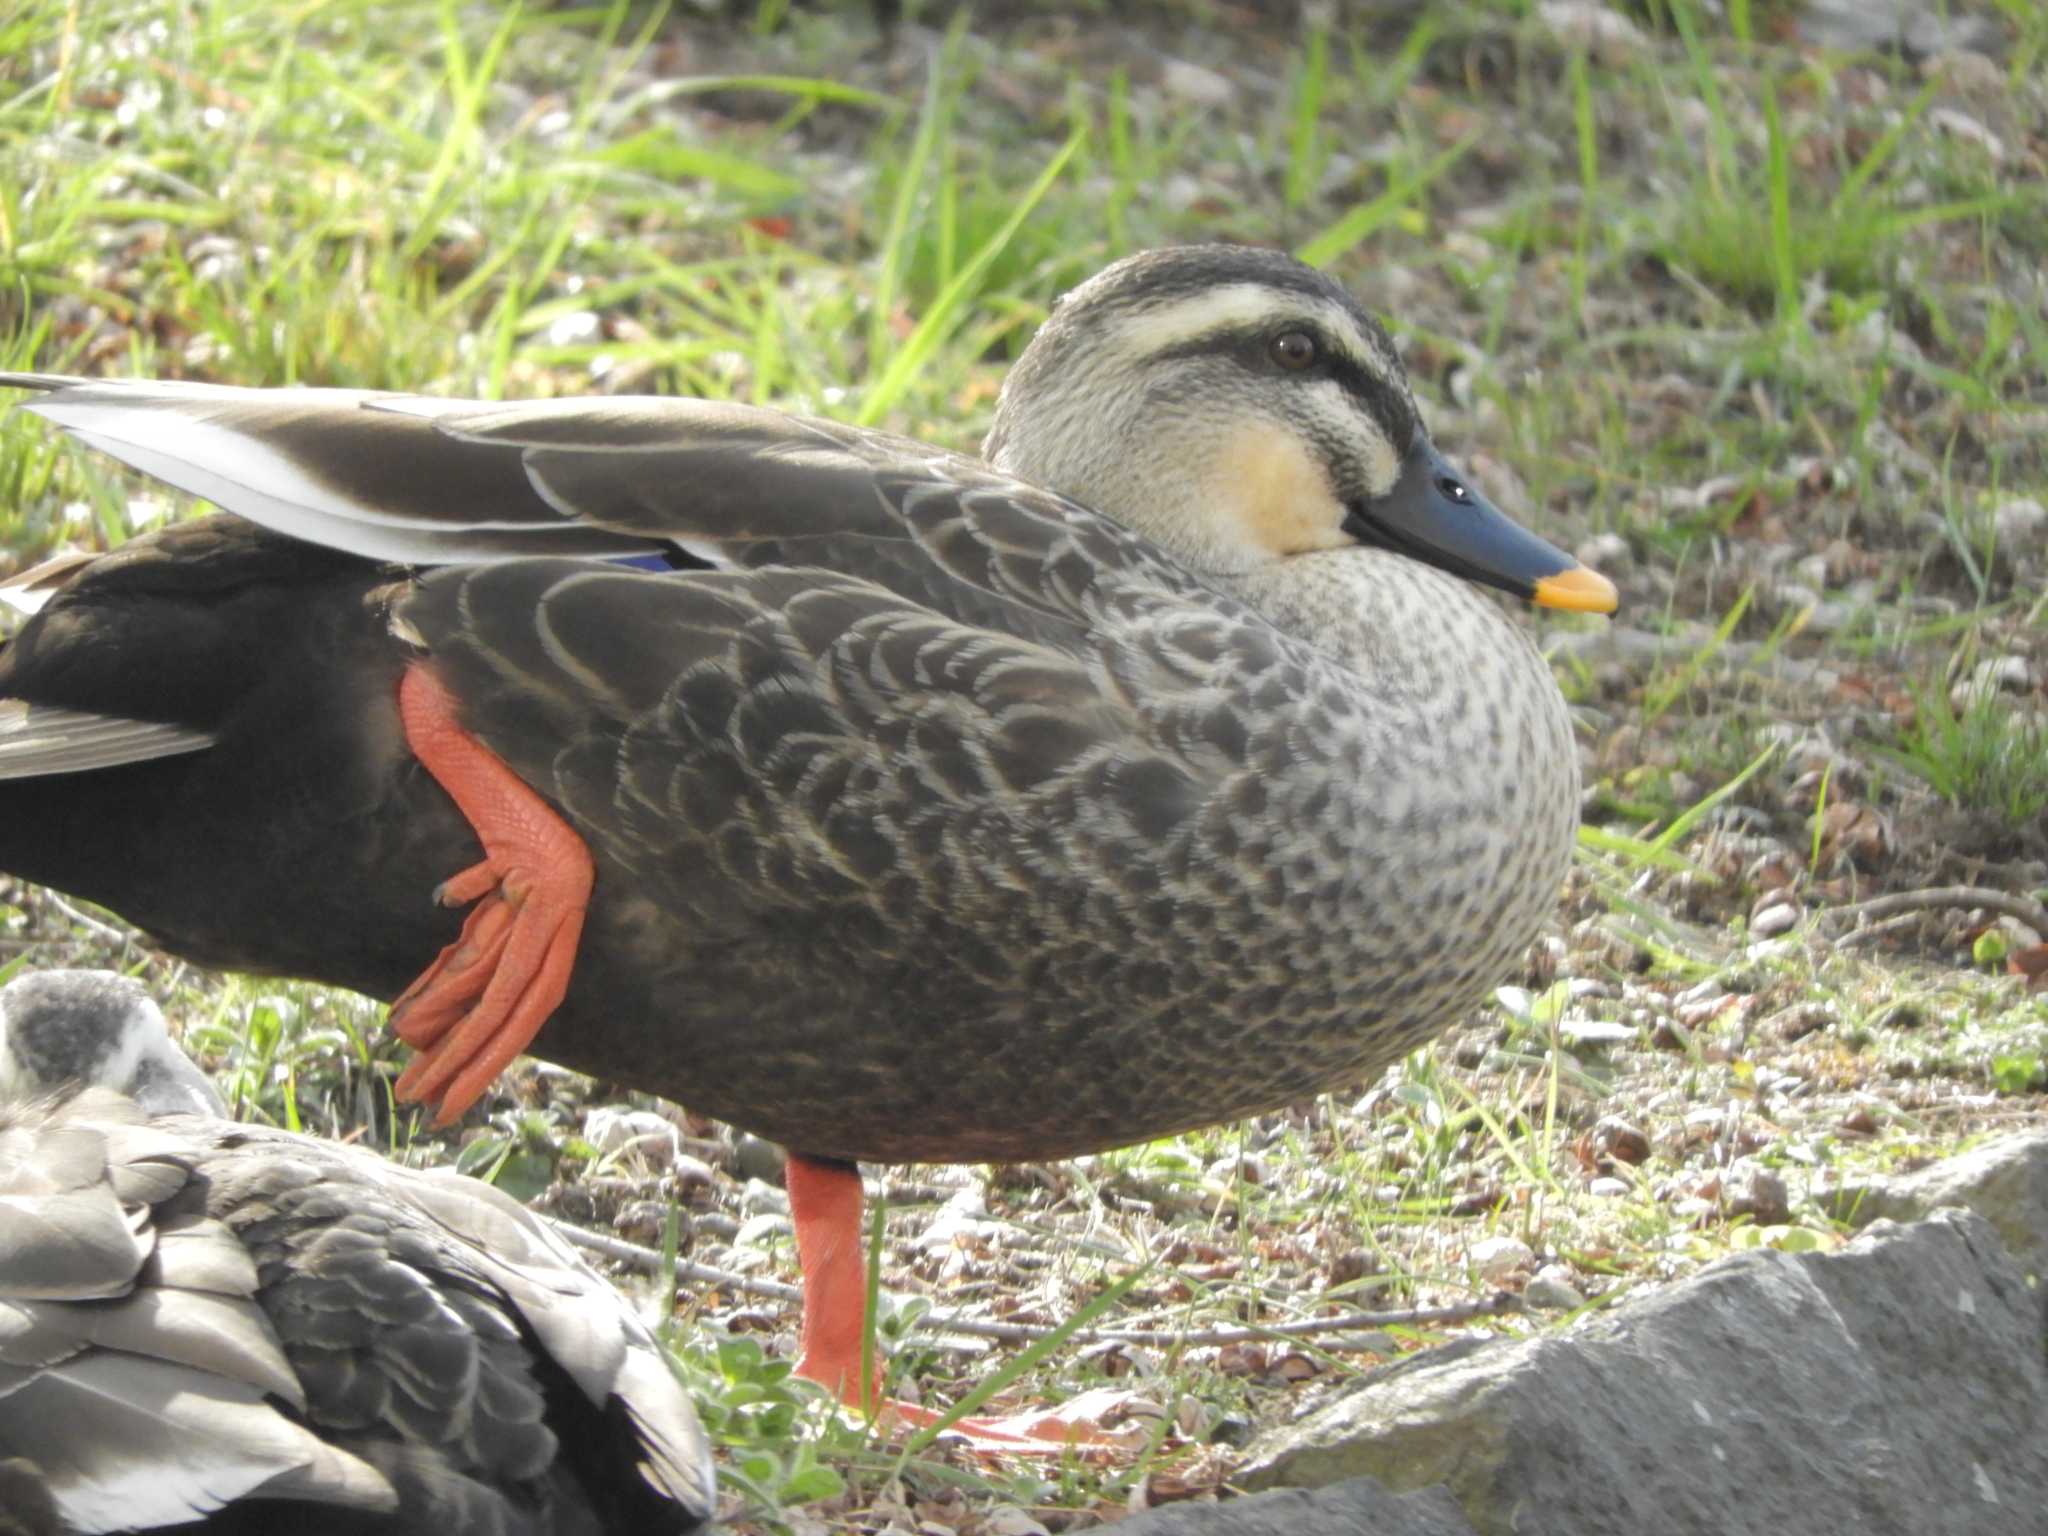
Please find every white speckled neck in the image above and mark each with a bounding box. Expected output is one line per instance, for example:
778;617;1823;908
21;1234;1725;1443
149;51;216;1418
1224;547;1558;717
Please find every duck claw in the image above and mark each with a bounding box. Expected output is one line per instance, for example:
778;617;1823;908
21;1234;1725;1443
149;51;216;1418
391;665;594;1125
391;883;515;1049
433;860;508;909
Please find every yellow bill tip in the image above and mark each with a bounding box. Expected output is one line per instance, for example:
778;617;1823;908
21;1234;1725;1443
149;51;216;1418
1533;564;1618;615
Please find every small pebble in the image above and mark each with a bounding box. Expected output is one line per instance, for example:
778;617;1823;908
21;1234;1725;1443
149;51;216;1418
1575;530;1631;574
1768;1002;1835;1042
1592;1115;1652;1164
584;1107;681;1161
1750;902;1801;938
1769;580;1821;618
1469;1235;1537;1280
731;1132;786;1185
1923;48;2006;97
671;1153;717;1194
1802;600;1859;636
1724;1161;1792;1226
1992;496;2044;549
1160;58;1235;107
1560;1018;1638;1048
1672;979;1728;1027
735;1211;792;1248
1952;656;2034;707
544;309;603;347
1927;107;2004;162
916;1185;1001;1254
614;1199;681;1247
1588;1176;1631;1198
1537;0;1649;62
1526;1266;1585;1311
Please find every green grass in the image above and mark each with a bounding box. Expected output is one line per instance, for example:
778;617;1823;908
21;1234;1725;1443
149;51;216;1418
4;1;2047;1530
1871;677;2048;830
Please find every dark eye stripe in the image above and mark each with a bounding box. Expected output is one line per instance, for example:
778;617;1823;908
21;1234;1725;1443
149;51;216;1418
1324;351;1417;453
1153;325;1416;452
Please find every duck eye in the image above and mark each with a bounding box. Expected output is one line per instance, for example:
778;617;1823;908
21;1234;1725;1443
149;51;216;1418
1269;331;1317;370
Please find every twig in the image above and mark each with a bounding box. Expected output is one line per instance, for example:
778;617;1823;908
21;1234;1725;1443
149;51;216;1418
1834;913;1927;951
39;890;136;949
554;1222;801;1302
548;1217;1523;1352
1819;885;2048;938
909;1295;1524;1351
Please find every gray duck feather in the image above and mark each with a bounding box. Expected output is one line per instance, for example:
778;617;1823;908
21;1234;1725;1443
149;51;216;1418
0;1457;67;1536
0;244;1610;1164
0;971;715;1535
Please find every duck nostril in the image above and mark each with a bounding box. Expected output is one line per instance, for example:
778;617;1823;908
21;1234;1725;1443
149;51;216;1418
1437;476;1470;504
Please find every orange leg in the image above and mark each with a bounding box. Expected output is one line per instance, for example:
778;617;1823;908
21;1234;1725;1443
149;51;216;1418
788;1153;874;1406
785;1153;1120;1454
388;663;594;1125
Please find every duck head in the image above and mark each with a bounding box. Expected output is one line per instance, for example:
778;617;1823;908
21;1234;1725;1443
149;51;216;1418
0;969;227;1116
984;244;1616;615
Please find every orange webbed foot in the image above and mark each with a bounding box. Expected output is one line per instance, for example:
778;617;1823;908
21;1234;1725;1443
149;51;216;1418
877;1394;1143;1454
390;664;594;1125
785;1154;1134;1457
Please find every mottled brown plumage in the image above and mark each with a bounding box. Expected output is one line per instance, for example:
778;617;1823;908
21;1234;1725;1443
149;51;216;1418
0;245;1606;1163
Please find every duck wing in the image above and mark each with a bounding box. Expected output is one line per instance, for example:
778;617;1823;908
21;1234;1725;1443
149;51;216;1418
184;1117;716;1534
0;701;214;779
0;516;383;781
387;1162;714;1524
0;1091;714;1534
1;375;660;565
0;1089;397;1532
3;374;1227;643
4;374;1280;836
0;1457;65;1536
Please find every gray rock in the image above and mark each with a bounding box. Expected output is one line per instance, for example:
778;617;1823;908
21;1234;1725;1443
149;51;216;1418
1824;1131;2048;1301
1243;1210;2048;1535
1115;1479;1478;1536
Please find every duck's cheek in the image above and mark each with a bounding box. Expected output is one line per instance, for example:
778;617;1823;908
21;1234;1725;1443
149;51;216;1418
1206;418;1353;563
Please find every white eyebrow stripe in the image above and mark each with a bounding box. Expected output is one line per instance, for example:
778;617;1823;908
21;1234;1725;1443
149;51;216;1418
1108;284;1387;375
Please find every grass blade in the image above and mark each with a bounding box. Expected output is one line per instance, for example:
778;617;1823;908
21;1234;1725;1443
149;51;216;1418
856;125;1084;427
1295;135;1475;269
